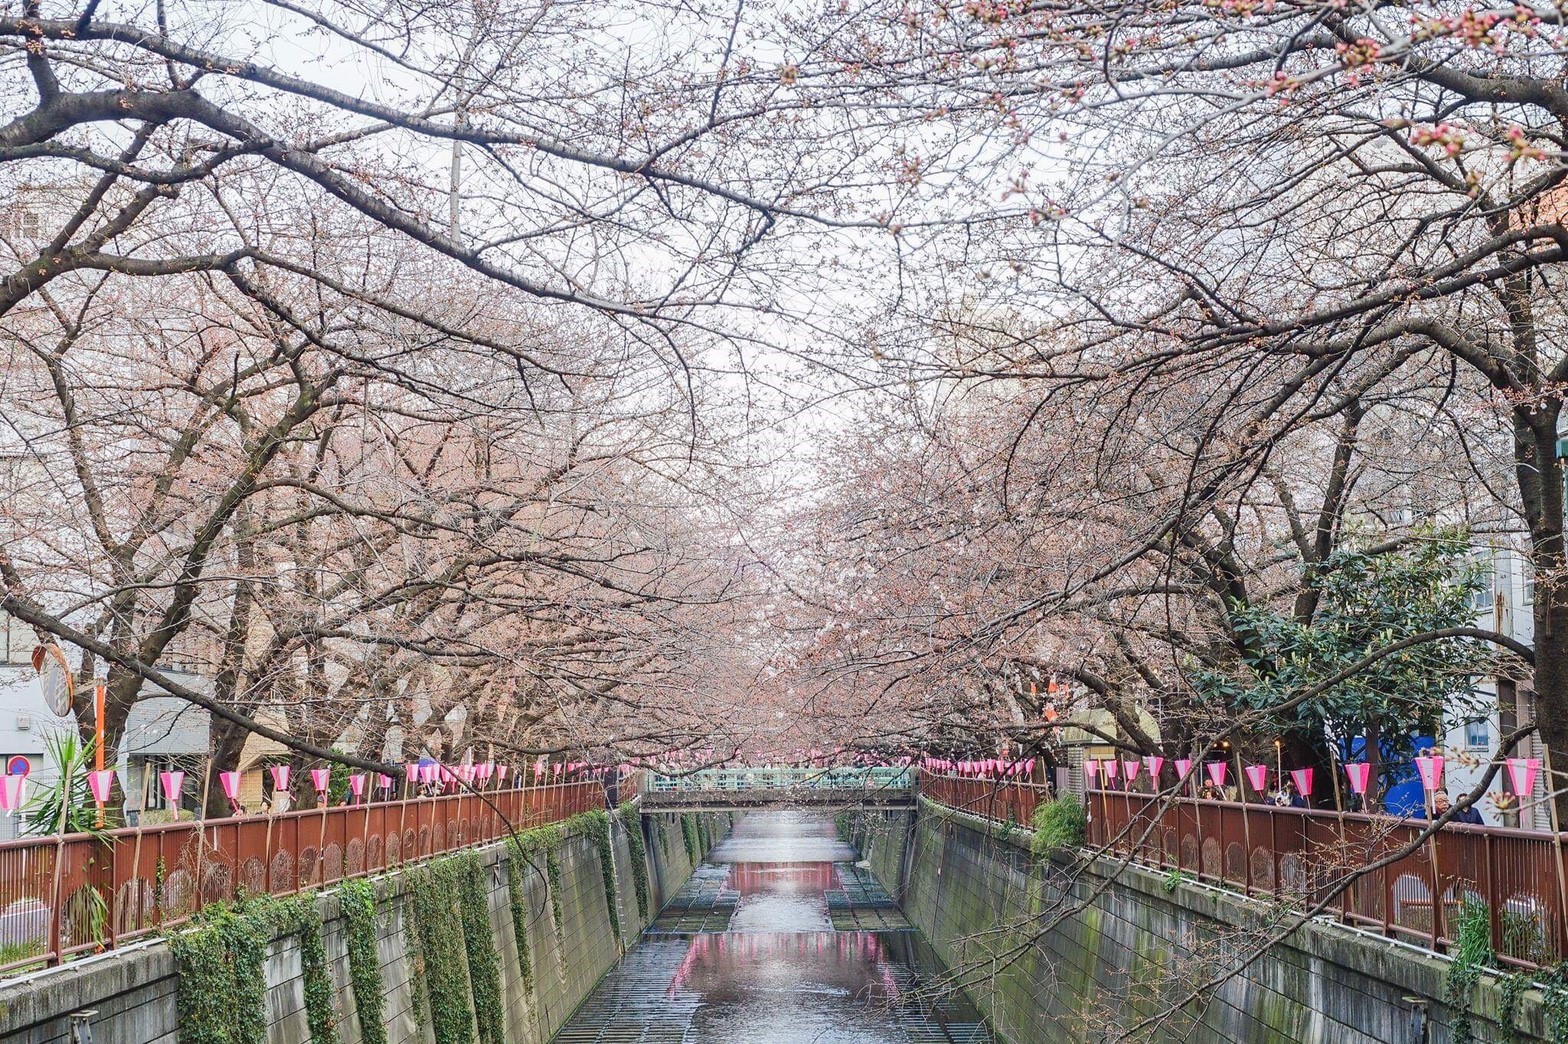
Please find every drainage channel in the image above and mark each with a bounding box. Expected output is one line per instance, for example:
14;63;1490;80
552;810;992;1043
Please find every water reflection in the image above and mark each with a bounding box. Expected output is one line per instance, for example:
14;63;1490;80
706;810;858;864
552;812;992;1043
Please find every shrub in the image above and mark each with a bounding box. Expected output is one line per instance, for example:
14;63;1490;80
1030;796;1087;859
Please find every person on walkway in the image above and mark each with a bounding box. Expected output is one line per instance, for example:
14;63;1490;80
1422;791;1484;825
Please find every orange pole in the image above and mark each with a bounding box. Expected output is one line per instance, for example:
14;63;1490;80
94;681;106;827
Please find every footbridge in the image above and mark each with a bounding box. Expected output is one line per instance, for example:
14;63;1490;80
638;766;917;810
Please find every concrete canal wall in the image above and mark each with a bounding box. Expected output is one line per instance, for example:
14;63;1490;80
852;802;1552;1044
1;808;732;1044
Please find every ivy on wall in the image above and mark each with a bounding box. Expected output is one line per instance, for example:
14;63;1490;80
681;814;700;863
454;853;506;1044
406;908;428;1040
510;822;567;945
406;858;479;1044
340;879;388;1044
502;853;535;991
169;893;338;1044
294;901;339;1044
618;802;650;921
576;809;622;939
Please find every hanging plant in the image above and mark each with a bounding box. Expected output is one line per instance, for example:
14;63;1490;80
681;814;700;862
170;893;337;1044
455;853;505;1044
503;853;534;991
406;859;477;1044
509;823;565;947
577;809;621;938
340;879;388;1044
618;802;650;921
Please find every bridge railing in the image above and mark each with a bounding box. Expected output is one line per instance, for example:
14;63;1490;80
1085;788;1567;969
645;766;915;794
918;772;1051;826
915;772;1568;968
0;779;605;978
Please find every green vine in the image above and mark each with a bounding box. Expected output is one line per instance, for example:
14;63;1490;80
698;815;711;854
618;802;650;920
405;911;428;1040
1499;971;1530;1043
502;852;534;990
577;809;621;938
1445;899;1494;1044
293;901;339;1044
169;893;337;1044
509;822;566;946
455;853;505;1044
681;814;700;863
1542;965;1568;1043
406;858;478;1044
340;879;388;1044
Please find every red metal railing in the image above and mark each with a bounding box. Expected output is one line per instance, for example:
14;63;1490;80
919;768;1568;970
919;772;1051;827
0;779;607;977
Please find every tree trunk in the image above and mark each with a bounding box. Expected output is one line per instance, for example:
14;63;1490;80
1516;403;1568;820
205;718;251;818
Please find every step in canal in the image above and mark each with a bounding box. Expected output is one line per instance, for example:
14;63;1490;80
553;810;993;1043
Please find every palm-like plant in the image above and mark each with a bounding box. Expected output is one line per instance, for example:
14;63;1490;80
23;731;118;839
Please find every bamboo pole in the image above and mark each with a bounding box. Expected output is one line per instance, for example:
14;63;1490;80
1233;748;1254;896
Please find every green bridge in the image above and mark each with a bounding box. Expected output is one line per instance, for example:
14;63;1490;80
640;766;917;809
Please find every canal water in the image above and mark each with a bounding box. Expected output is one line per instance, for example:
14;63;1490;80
553;810;993;1043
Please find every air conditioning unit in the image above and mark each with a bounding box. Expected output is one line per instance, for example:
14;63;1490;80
16;714;31;731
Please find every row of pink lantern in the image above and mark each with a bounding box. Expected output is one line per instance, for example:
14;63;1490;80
923;757;1037;778
1087;757;1321;797
1081;753;1544;802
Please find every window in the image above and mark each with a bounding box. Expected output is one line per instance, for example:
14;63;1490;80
1464;719;1491;751
0;207;42;239
0;612;35;665
140;755;202;812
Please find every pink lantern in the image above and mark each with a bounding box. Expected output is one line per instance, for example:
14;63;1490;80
88;769;115;805
1122;759;1141;783
1290;767;1314;798
1244;764;1268;794
219;770;241;800
1174;758;1193;780
1084;759;1100;780
1025;757;1036;774
534;757;547;777
420;763;438;784
1205;762;1227;789
1414;755;1445;792
1103;759;1120;781
377;773;394;790
270;765;291;792
498;765;510;781
3;775;23;812
349;774;366;798
1344;762;1371;795
161;770;185;804
1507;757;1541;798
1143;756;1164;781
311;767;330;794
